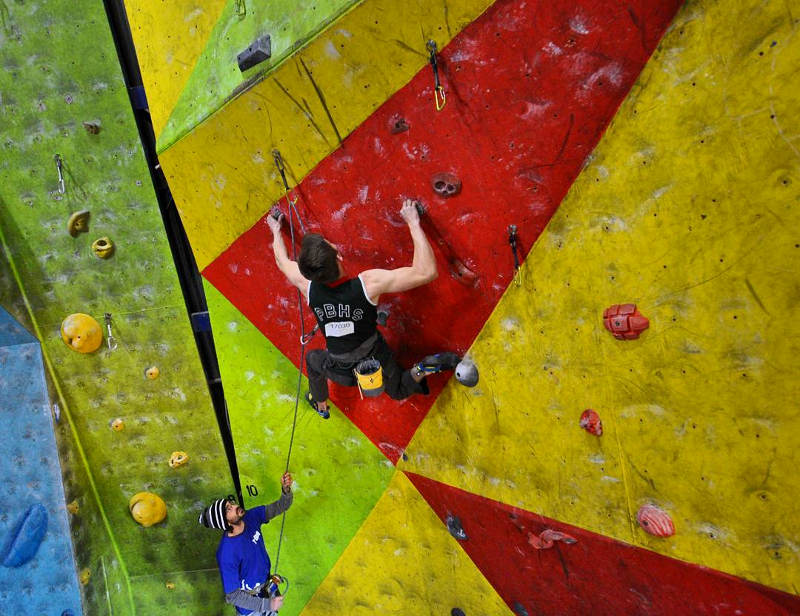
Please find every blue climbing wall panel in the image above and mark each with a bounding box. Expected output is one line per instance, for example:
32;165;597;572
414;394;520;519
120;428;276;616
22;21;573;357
0;307;82;615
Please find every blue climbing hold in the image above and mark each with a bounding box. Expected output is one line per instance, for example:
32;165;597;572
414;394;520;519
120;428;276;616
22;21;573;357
1;504;48;567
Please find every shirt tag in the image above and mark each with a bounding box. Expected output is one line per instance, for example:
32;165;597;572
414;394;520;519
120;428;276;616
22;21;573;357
325;321;355;337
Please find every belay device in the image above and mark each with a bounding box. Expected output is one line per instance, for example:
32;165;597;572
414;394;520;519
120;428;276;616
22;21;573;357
354;358;384;397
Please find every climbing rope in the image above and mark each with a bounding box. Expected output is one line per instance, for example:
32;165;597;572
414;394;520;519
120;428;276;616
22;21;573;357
270;149;307;578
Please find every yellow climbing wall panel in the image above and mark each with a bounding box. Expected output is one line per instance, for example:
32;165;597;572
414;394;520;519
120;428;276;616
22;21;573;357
125;0;228;138
158;0;494;271
301;470;513;615
401;0;800;595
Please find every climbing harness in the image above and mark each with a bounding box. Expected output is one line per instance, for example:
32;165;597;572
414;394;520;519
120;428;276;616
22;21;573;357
508;224;522;287
354;358;384;398
426;40;446;111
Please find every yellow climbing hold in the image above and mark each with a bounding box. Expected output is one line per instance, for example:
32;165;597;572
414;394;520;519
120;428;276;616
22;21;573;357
110;418;125;432
145;365;160;380
128;492;167;527
67;210;90;237
168;451;189;469
165;581;176;590
60;313;103;354
91;236;114;258
66;500;79;514
79;568;91;585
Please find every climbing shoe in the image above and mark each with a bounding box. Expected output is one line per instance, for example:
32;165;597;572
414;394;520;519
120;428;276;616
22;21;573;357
305;391;330;419
413;352;461;377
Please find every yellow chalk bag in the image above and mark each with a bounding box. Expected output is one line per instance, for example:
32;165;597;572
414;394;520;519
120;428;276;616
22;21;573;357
354;358;384;397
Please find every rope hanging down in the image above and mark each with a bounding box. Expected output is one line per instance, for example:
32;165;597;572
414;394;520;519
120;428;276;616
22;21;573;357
270;149;307;577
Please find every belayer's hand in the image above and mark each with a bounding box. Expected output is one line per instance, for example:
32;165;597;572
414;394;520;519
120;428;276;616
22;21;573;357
281;472;293;493
269;595;285;611
400;199;420;226
267;212;283;236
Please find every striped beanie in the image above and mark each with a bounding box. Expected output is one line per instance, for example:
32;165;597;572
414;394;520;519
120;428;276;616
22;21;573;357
198;499;228;530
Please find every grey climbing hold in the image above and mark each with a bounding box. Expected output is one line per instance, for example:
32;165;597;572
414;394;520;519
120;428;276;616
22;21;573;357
446;514;468;541
513;602;530;616
455;359;479;387
238;35;271;72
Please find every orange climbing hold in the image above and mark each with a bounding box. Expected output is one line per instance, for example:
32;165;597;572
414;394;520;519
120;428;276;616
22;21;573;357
60;313;103;353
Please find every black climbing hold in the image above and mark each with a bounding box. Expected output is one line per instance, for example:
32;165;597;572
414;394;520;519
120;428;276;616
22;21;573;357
446;514;468;541
238;35;272;72
451;609;466;616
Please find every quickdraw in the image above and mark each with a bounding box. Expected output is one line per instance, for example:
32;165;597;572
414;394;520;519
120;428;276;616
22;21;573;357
508;225;522;287
426;40;446;111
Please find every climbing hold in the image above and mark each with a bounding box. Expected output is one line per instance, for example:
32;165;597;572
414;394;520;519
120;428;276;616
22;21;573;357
60;313;103;353
445;513;468;541
389;115;409;134
376;304;390;326
168;451;189;469
527;528;577;549
431;172;462;198
455;359;479;387
603;304;649;340
66;500;79;515
237;34;271;72
579;409;603;436
450;258;478;286
1;504;48;567
82;121;101;134
62;610;76;616
128;492;167;527
512;602;530;616
451;609;466;616
636;504;675;537
165;581;176;590
67;210;90;237
145;366;160;380
110;418;125;432
91;237;114;259
79;568;91;585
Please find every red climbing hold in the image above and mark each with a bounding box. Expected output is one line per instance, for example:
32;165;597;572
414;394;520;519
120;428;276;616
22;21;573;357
527;529;577;549
579;409;603;436
603;304;649;340
636;504;675;538
431;172;462;198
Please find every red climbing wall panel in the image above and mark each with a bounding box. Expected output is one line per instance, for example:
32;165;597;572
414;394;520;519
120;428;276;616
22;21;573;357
406;472;800;616
203;0;683;462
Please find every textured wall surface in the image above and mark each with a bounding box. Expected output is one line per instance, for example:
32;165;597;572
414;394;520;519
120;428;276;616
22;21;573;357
400;0;800;603
158;0;495;269
2;0;799;613
0;1;232;613
0;308;82;615
202;0;684;467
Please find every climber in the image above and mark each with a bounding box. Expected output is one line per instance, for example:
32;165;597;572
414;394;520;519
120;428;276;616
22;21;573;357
267;198;465;418
199;472;293;615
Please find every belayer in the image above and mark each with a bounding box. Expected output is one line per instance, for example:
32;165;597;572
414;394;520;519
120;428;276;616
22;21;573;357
267;198;477;418
199;472;293;615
